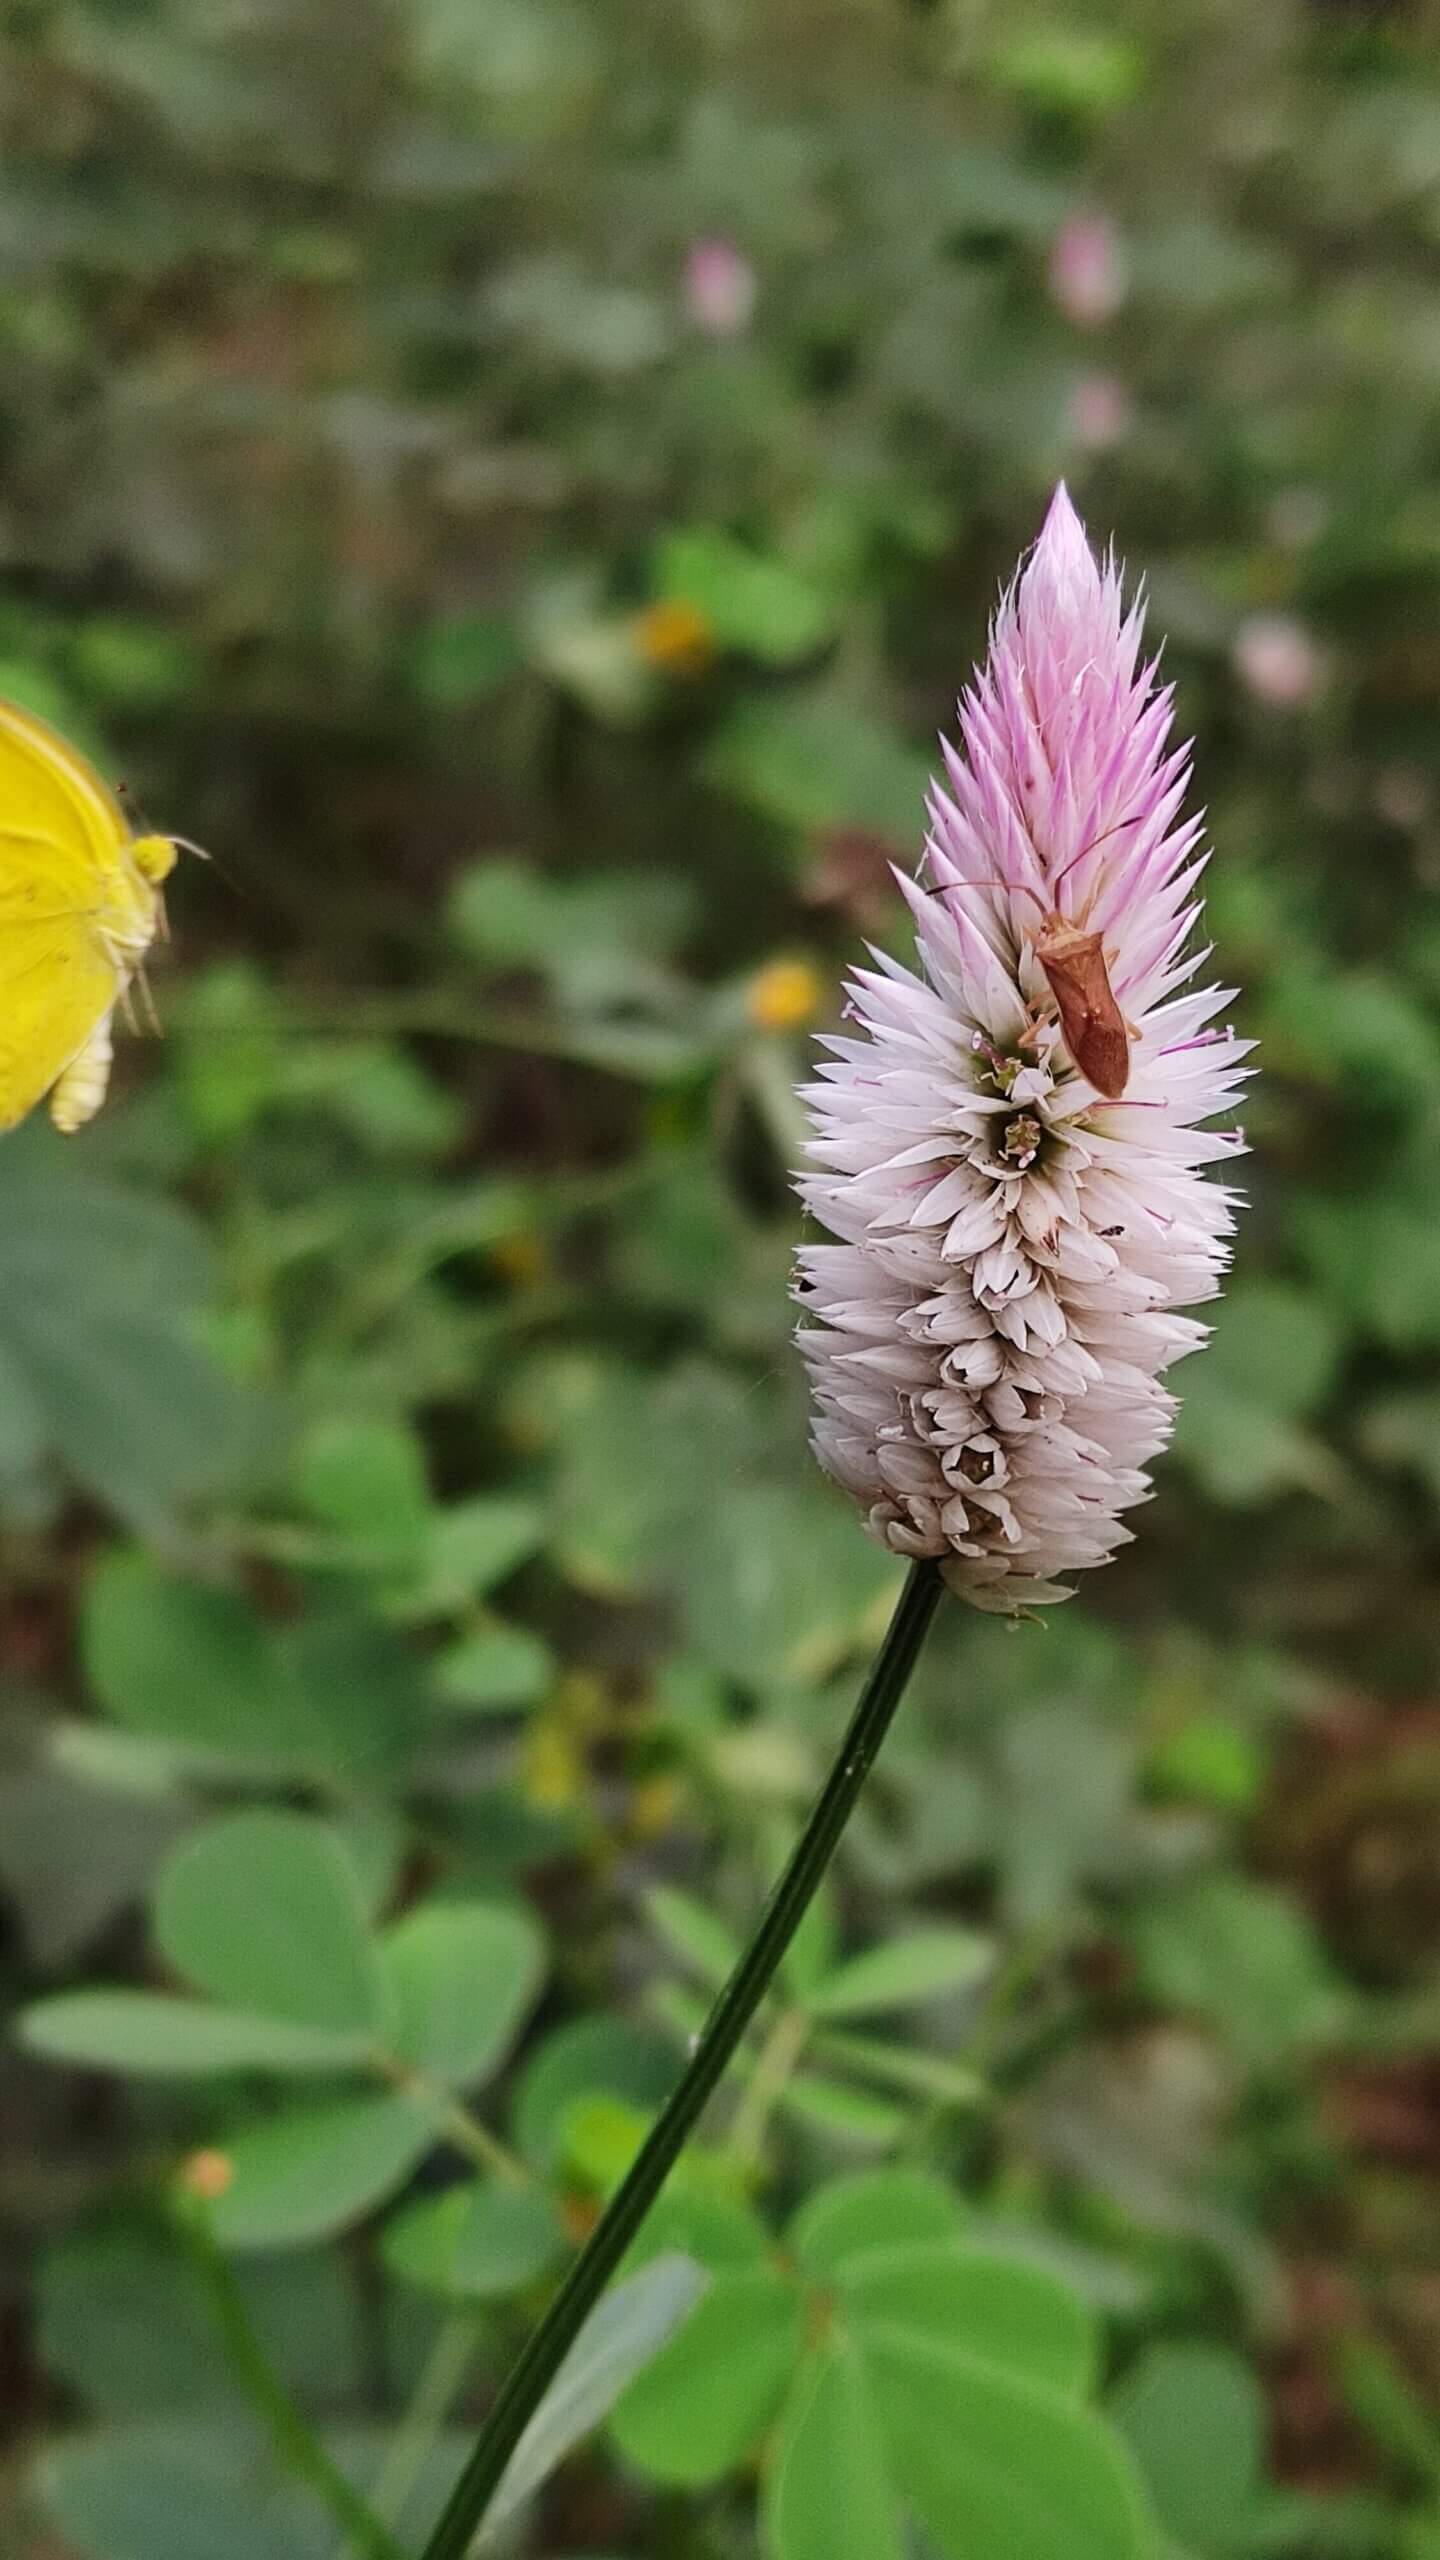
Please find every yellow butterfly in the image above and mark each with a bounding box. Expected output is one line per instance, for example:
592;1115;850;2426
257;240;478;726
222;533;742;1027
0;695;179;1134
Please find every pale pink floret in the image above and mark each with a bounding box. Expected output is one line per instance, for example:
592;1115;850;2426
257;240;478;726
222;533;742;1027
796;486;1251;1610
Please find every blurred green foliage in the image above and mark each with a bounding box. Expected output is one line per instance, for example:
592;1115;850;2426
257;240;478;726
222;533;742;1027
3;0;1440;2553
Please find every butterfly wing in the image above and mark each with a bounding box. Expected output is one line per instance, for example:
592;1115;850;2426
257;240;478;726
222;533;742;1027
0;697;130;880
0;919;120;1130
0;701;138;1130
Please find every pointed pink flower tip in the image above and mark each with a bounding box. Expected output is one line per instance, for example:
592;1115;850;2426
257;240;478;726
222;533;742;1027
1047;213;1128;329
683;238;756;338
796;488;1251;1613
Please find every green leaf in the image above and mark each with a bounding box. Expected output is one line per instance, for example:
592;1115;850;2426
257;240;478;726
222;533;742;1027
989;28;1142;113
623;2188;772;2276
1196;1282;1342;1419
18;1991;368;2078
1111;2344;1266;2553
866;2329;1153;2560
432;1623;555;1713
778;2074;907;2146
844;2245;1097;2399
378;1900;545;2086
780;1884;838;2008
209;2091;441;2250
1130;1873;1341;2066
702;695;932;845
610;2268;802;2484
805;1928;992;2019
82;1553;291;1763
766;2337;901;2560
295;1416;431;1564
154;1811;382;2037
644;1885;742;1990
412;609;522;706
654;527;834;665
487;2254;709;2535
1170;1279;1344;1503
1295;1170;1440;1355
38;2231;363;2419
403;1497;546;1615
512;2018;678;2170
40;2425;328;2560
383;2178;564;2299
807;2028;986;2111
790;2170;962;2277
680;1484;901;1687
274;1604;427;1783
0;1135;263;1532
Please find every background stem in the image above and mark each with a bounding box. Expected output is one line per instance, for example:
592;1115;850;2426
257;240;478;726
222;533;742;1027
418;1555;944;2560
185;2219;407;2560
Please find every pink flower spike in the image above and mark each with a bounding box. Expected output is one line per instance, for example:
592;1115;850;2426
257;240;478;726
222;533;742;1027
796;486;1250;1613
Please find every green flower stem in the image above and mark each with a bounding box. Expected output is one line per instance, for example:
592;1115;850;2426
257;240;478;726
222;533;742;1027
184;2214;406;2560
418;1555;944;2560
372;2313;484;2529
728;2003;810;2169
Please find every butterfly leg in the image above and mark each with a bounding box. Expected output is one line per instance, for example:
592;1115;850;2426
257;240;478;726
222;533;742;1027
49;1007;115;1133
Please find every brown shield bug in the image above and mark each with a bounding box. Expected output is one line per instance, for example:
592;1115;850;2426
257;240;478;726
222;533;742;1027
923;817;1141;1098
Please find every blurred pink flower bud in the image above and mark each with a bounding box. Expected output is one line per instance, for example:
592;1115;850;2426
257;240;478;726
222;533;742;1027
683;238;756;338
1233;613;1326;709
1068;372;1132;451
1047;214;1127;330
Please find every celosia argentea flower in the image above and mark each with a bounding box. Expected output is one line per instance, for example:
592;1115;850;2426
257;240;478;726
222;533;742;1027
796;486;1250;1610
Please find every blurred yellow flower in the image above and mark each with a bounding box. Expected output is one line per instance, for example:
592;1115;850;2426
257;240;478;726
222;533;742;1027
522;1718;584;1810
747;957;823;1031
631;597;715;675
180;2147;234;2201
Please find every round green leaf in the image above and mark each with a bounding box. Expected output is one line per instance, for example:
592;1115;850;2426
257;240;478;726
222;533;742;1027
512;2018;677;2170
18;1991;368;2078
209;2092;440;2250
867;2328;1153;2560
1110;2344;1265;2552
41;2426;328;2560
622;2188;772;2281
432;1624;555;1714
154;1812;382;2038
83;1553;290;1762
378;1899;545;2086
843;2245;1097;2399
407;1497;546;1613
611;2266;802;2485
790;2170;962;2278
295;1415;431;1560
766;2337;901;2560
383;2178;564;2299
